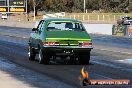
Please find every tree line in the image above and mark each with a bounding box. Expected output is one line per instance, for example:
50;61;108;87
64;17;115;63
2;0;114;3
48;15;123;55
28;0;132;15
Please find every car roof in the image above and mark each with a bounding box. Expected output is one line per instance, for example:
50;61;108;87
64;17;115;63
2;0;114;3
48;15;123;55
43;18;81;23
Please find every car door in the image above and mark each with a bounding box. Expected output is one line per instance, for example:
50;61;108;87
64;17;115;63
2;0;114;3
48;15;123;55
31;20;44;49
36;20;45;48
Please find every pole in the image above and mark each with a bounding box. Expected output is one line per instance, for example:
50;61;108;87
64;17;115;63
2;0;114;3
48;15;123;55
7;0;9;13
26;0;27;14
26;0;28;21
84;0;86;13
33;0;35;21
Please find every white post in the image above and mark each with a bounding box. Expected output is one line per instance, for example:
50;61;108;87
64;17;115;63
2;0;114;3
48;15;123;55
33;0;36;21
97;15;99;21
26;0;28;21
74;15;76;19
86;9;87;13
83;15;85;21
7;0;9;13
108;15;110;22
103;15;104;21
114;15;116;21
87;15;89;21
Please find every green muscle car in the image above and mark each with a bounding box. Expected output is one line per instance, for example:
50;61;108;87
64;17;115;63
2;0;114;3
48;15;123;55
28;18;93;65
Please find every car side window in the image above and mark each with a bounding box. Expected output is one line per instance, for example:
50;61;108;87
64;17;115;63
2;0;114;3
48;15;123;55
38;21;43;30
40;21;45;31
37;20;44;34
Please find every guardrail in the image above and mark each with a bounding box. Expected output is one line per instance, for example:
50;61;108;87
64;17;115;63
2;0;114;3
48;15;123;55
84;24;113;35
2;12;131;24
59;13;132;23
42;13;132;23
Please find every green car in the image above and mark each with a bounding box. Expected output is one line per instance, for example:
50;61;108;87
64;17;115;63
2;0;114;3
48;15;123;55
28;18;93;65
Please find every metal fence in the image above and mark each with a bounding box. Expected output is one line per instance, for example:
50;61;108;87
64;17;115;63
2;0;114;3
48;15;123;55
4;12;132;23
61;13;132;23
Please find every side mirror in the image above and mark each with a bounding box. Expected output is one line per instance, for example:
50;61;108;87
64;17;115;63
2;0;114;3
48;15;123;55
32;28;37;31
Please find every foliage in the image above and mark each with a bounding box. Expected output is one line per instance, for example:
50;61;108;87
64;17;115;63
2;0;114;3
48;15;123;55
28;0;132;15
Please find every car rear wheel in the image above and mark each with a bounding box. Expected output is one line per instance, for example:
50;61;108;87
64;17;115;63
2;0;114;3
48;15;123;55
69;55;76;65
78;52;90;65
39;49;50;64
28;46;36;61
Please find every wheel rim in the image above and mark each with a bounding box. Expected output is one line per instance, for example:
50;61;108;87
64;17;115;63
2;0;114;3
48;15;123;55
39;50;42;63
28;46;31;57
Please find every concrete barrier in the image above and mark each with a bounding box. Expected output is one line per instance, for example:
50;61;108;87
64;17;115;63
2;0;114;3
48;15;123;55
0;21;113;35
84;24;113;35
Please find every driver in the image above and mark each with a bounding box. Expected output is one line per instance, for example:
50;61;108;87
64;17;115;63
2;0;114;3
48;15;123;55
65;22;73;29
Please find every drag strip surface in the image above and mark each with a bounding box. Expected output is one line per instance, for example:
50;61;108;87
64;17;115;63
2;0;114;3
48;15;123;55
0;26;132;88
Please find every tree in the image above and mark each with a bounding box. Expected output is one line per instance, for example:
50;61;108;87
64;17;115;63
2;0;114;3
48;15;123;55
43;0;74;12
73;0;83;12
28;0;131;13
28;0;45;16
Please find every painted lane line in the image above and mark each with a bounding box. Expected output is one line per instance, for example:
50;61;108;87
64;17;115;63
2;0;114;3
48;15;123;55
127;59;132;63
0;32;29;39
92;60;132;72
118;60;124;62
95;48;132;55
117;59;132;64
93;73;113;79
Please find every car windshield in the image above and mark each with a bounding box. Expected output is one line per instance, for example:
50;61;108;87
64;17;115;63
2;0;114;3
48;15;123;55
47;22;85;31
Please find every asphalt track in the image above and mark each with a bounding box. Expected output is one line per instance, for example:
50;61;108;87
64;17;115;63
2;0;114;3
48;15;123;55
0;26;132;88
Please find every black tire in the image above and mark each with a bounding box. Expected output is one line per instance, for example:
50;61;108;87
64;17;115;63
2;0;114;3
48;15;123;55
39;49;50;64
28;46;36;61
78;52;90;65
69;55;76;65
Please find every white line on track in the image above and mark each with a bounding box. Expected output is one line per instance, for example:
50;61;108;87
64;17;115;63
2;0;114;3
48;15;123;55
117;59;132;64
92;60;132;72
93;73;113;79
95;48;132;55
